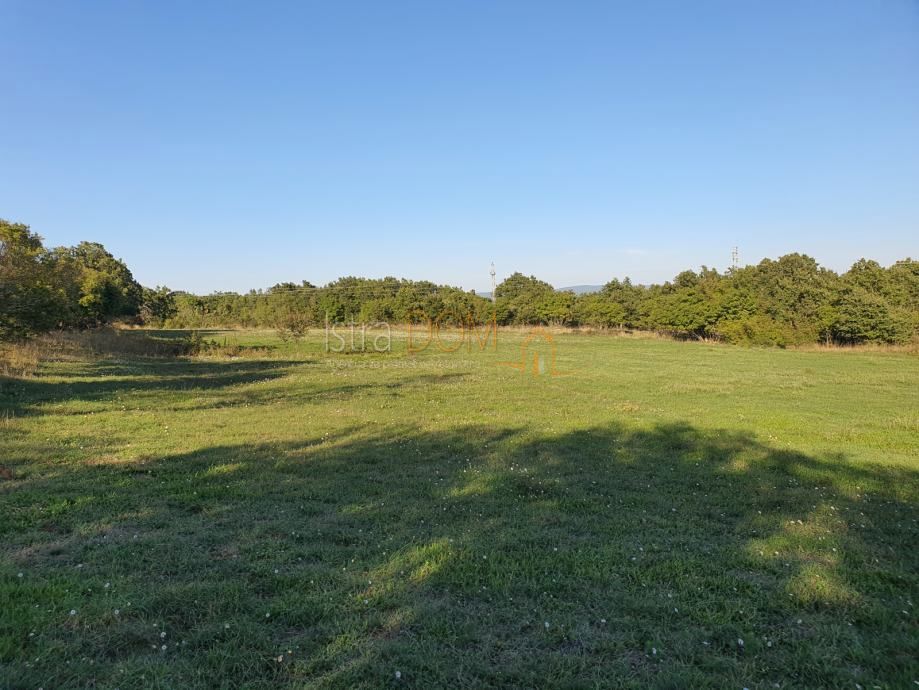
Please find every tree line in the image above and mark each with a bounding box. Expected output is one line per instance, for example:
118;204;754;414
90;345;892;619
2;219;916;346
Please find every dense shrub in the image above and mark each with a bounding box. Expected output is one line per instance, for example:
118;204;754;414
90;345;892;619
3;218;916;346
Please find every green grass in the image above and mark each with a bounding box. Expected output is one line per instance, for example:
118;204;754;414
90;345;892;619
1;329;917;689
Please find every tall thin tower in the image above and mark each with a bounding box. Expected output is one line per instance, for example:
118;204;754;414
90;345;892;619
731;246;739;270
489;262;497;302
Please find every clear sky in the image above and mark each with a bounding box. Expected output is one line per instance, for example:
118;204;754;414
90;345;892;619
2;1;917;293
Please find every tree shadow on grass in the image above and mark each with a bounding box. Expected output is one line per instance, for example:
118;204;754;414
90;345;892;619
0;363;471;418
0;359;303;417
2;423;917;689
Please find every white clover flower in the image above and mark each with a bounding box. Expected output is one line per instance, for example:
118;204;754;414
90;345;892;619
395;671;402;680
69;610;77;616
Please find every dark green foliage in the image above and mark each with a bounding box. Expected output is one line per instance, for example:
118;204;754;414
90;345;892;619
57;241;143;323
140;286;178;326
832;285;912;344
96;255;919;345
166;278;491;330
0;220;63;338
1;220;143;338
3;218;916;345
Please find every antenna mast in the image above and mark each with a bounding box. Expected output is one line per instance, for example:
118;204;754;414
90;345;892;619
489;262;497;302
731;246;739;270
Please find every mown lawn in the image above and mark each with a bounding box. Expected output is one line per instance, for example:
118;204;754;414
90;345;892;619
1;329;917;689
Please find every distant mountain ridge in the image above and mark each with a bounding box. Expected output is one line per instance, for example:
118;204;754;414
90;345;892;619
557;284;603;294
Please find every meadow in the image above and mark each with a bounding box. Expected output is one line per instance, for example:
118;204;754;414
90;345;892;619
1;328;917;689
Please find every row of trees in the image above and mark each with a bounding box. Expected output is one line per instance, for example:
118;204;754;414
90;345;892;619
167;277;494;333
503;254;919;346
163;254;918;346
0;219;147;338
3;219;916;346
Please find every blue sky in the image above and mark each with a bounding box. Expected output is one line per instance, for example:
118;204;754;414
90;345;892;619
2;1;917;293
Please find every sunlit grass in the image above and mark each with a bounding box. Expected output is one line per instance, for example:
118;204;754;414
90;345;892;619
1;330;917;688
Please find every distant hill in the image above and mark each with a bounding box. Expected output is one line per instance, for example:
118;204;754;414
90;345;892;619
477;284;603;299
557;285;603;294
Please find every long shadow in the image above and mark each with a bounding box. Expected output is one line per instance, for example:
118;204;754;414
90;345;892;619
0;359;304;417
2;423;917;688
0;365;471;418
143;329;234;340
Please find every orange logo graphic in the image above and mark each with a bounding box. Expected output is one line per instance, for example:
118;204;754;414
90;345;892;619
499;327;571;377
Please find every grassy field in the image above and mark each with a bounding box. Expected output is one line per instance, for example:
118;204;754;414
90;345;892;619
1;328;917;689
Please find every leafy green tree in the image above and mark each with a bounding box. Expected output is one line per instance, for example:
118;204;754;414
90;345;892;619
612;279;645;323
0;220;65;338
749;254;838;343
53;242;142;324
831;285;911;344
573;293;626;328
140;286;177;325
495;273;556;325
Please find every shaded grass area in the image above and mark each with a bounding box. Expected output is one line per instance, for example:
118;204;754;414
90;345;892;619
1;331;917;688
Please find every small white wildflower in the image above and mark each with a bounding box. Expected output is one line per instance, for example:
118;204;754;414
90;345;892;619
277;655;283;662
737;638;744;647
544;621;550;629
160;644;167;651
69;610;77;616
265;612;271;618
395;670;402;680
104;582;110;589
17;573;23;578
114;609;120;615
160;631;167;639
600;618;606;624
652;647;657;655
224;623;230;629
